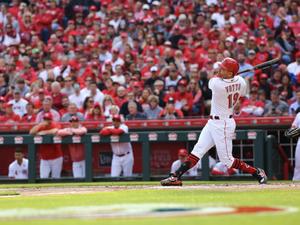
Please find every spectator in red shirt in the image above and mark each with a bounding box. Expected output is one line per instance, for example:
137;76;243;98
174;79;193;116
114;86;127;108
21;102;36;123
0;103;21;123
51;81;65;110
29;113;62;179
85;103;105;121
102;78;116;98
59;96;69;116
254;40;272;65
240;90;265;117
254;7;274;29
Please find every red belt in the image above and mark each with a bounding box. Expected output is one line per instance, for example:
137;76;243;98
115;152;130;157
209;115;233;120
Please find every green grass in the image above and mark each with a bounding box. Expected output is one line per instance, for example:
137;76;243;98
0;191;19;196
0;181;299;225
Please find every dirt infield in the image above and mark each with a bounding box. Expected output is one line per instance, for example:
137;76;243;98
1;183;300;197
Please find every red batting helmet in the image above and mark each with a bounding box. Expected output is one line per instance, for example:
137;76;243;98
219;57;239;76
178;149;188;157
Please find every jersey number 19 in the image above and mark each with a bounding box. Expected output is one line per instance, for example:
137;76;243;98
227;92;240;108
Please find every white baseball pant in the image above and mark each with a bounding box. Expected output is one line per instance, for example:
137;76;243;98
191;118;236;167
40;157;63;178
111;151;134;177
293;139;300;181
72;160;85;178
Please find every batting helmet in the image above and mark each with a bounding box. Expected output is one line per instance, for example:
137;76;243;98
178;149;188;157
219;57;239;76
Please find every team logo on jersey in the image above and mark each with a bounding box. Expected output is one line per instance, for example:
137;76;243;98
0;204;296;219
72;136;81;143
168;133;177;141
148;133;158;141
187;132;197;141
33;136;43;144
130;133;139;142
91;135;100;143
14;136;23;144
53;136;62;143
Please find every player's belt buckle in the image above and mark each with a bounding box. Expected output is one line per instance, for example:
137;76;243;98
115;152;130;157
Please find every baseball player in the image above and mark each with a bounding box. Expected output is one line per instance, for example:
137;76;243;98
99;114;134;177
29;113;63;179
171;149;199;176
161;58;268;186
8;148;28;179
171;149;216;176
290;113;300;180
57;116;87;178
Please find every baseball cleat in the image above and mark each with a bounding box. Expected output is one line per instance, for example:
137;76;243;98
253;168;268;184
160;175;182;186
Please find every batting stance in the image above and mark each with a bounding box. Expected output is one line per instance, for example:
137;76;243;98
161;58;268;186
100;114;134;177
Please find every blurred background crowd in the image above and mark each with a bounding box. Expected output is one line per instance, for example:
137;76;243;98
0;0;299;123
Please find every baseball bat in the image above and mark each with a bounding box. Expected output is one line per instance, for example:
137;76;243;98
237;58;280;75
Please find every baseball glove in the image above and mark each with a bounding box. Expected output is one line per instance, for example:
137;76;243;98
285;128;300;139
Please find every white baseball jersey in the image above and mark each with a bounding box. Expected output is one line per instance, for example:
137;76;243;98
8;159;28;179
191;75;247;169
292;113;300;128
292;112;300;180
108;124;133;155
209;76;247;118
9;98;28;117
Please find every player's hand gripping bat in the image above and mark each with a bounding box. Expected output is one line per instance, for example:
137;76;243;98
237;58;280;75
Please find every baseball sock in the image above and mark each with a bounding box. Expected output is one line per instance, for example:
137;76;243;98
231;158;257;174
174;154;200;178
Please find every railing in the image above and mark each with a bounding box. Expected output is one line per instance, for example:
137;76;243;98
0;116;294;133
0;130;267;183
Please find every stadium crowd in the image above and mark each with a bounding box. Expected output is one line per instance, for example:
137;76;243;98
0;0;299;123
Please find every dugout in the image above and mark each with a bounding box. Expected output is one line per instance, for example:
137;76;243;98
0;116;294;183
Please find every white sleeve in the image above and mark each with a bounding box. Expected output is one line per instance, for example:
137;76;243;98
120;124;129;133
8;164;14;178
292;113;300;128
208;77;216;90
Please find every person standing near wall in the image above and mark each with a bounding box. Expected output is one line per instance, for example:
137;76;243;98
29;113;63;179
99;114;134;177
57;116;87;178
